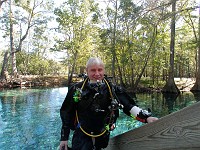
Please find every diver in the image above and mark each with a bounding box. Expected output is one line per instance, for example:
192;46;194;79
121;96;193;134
59;57;158;150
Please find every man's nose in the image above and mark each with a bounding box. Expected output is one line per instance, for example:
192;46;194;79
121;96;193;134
95;71;100;75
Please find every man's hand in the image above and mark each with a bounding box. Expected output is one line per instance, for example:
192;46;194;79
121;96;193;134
110;124;116;131
147;117;158;123
60;141;68;150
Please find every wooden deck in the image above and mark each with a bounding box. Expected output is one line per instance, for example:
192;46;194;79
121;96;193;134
106;101;200;150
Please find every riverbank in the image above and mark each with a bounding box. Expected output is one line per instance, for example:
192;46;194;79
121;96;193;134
127;78;195;93
174;78;196;91
0;75;68;89
0;76;195;92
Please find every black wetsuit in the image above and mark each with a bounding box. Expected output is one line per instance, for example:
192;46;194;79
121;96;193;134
60;79;137;150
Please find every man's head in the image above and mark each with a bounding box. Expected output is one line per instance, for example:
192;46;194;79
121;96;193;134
86;57;105;82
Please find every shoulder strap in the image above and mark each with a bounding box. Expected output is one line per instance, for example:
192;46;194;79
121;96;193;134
75;76;116;136
103;78;114;100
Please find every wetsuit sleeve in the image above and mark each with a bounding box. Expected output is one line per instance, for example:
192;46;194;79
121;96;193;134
114;86;152;123
114;86;137;116
60;84;76;141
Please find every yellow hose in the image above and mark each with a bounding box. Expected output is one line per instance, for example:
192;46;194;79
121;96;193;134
75;77;113;137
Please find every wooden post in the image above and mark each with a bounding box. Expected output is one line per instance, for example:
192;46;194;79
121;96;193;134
106;101;200;150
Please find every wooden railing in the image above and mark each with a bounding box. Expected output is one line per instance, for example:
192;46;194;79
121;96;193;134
106;101;200;150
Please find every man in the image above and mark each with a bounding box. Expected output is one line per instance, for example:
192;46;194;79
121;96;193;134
59;57;158;150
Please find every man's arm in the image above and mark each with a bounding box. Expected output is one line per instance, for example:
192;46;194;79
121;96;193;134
114;86;158;123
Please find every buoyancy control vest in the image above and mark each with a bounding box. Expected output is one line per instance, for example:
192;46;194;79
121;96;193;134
72;76;122;137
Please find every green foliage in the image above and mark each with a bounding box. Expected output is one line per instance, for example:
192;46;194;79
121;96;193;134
0;0;199;89
16;51;65;75
140;77;165;88
53;0;103;77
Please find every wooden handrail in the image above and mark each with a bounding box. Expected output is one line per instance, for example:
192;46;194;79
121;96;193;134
106;101;200;150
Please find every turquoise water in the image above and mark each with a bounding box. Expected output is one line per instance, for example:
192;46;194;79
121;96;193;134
0;87;197;150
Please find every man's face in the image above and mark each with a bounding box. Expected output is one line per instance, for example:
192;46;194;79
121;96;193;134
86;64;105;82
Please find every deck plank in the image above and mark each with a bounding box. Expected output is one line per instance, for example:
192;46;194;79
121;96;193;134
106;101;200;150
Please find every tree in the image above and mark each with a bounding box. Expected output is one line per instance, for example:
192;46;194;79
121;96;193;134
162;0;180;93
191;5;200;91
9;0;17;77
0;0;54;78
0;51;9;81
54;0;100;85
102;0;118;82
118;0;139;87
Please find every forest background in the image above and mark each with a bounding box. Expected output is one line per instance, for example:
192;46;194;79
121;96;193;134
0;0;199;93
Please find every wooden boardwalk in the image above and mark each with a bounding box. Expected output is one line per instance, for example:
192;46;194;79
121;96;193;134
106;101;200;150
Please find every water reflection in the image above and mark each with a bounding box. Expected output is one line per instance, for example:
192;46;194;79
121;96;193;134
191;91;200;102
162;93;179;114
135;92;196;118
0;87;198;150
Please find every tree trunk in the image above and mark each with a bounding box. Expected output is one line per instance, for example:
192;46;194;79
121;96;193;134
9;0;18;78
68;51;78;85
0;51;9;81
111;0;118;82
127;35;134;88
162;0;180;94
132;26;157;92
116;56;125;87
191;6;200;91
